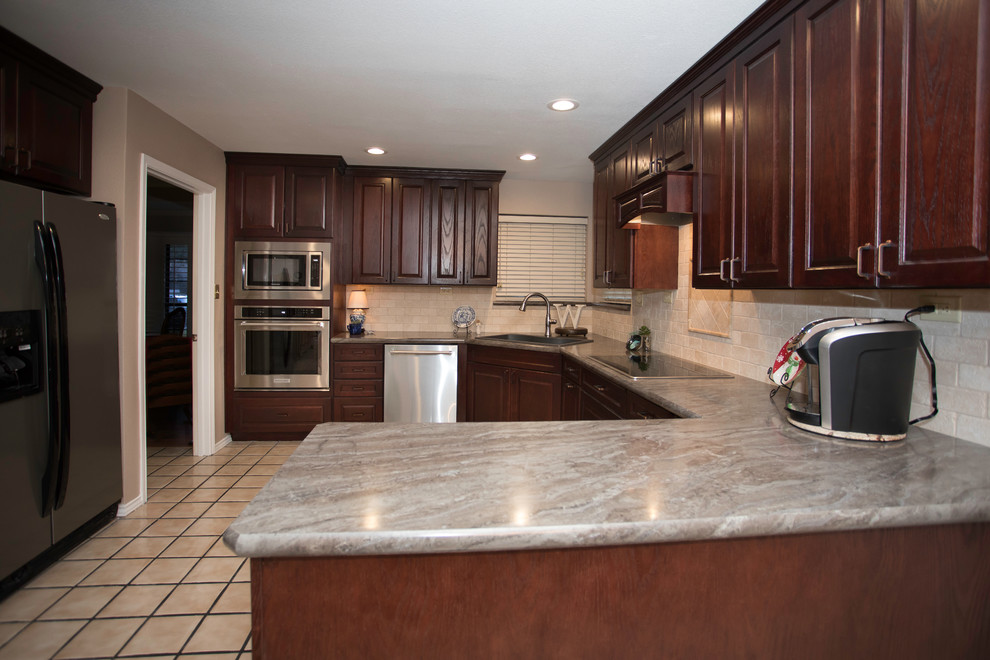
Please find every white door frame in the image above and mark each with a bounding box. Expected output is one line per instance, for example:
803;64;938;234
137;154;219;493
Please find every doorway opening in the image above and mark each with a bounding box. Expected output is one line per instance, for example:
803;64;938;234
130;154;218;510
145;175;194;447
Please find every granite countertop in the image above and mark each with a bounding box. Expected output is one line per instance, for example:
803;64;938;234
225;334;990;558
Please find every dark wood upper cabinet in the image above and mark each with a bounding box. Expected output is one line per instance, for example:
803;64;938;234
658;94;694;172
430;179;466;285
692;62;736;289
879;0;990;286
390;177;431;284
732;19;793;288
351;176;393;284
226;154;342;240
349;169;501;286
631;121;659;185
0;27;101;196
464;179;500;285
593;145;632;288
793;0;882;288
285;166;336;238
228;163;284;237
693;19;792;289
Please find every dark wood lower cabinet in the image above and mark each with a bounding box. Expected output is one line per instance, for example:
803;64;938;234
466;346;561;422
250;523;990;659
227;394;331;442
332;343;384;422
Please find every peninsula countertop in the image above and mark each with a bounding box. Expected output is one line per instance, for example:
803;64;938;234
225;336;990;558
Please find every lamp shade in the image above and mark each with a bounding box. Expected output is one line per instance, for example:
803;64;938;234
347;290;369;309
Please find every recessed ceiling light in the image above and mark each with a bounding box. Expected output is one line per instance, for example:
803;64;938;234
548;99;579;112
366;147;386;155
519;153;538;161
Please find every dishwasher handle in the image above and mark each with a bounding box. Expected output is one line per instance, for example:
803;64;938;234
388;349;455;356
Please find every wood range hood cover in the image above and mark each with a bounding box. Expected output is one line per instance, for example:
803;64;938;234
616;171;694;227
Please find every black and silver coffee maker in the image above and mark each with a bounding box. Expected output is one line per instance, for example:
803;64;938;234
780;317;923;441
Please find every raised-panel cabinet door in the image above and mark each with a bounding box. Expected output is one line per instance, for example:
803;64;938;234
692;63;735;289
228;163;284;238
880;0;990;286
793;0;882;288
430;179;466;284
631;120;659;184
15;63;92;195
464;180;499;285
607;145;632;288
593;158;610;288
285;166;335;239
351;176;392;284
733;19;793;288
659;95;694;172
391;177;431;284
466;362;510;421
0;53;16;175
511;369;561;422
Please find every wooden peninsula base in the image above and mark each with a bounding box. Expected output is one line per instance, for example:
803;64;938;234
250;523;990;659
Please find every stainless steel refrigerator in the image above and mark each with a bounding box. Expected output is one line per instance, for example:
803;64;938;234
0;179;122;594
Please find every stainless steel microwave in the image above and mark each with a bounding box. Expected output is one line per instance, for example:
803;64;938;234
234;240;331;301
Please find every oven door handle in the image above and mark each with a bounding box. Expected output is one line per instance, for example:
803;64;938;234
238;321;325;327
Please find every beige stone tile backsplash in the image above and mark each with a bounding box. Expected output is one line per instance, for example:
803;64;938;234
345;285;598;338
346;224;990;447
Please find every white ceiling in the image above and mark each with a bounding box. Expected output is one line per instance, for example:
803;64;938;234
0;0;764;182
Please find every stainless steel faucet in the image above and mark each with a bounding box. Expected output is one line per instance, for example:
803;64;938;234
519;292;557;338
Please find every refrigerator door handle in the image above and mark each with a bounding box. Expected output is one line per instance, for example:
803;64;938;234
45;223;72;511
34;221;62;517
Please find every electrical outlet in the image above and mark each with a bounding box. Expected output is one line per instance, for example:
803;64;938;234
634;292;644;305
439;287;452;296
919;295;961;323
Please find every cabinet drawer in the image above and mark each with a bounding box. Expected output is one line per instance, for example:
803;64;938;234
333;398;383;422
334;343;384;361
468;345;562;373
333;380;384;397
333;361;385;380
562;357;582;382
627;392;678;420
580;390;623;420
237;400;328;431
581;368;627;413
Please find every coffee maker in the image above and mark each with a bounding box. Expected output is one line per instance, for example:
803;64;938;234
780;317;922;441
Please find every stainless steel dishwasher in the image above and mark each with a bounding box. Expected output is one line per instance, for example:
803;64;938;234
383;344;458;422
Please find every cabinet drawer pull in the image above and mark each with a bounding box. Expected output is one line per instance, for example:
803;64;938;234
729;257;741;283
353;412;365;418
565;382;576;390
634;411;654;420
878;240;895;278
719;258;730;282
856;243;875;279
593;385;606;392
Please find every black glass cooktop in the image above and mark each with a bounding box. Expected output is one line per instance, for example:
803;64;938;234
589;354;734;380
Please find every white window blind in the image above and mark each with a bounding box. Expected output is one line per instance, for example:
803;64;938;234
496;215;587;301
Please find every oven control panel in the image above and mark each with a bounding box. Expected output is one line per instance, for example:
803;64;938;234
235;306;328;320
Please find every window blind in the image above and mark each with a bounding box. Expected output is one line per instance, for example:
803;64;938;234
496;215;587;301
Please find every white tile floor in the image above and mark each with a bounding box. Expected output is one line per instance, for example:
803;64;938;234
0;441;299;659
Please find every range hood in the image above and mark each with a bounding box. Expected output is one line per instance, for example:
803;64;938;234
616;171;694;227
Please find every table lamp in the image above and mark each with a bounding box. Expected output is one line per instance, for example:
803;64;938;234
347;290;369;335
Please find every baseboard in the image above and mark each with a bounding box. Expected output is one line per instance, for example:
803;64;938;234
215;433;232;450
116;493;145;517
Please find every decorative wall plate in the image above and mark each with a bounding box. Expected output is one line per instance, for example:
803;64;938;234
452;305;476;328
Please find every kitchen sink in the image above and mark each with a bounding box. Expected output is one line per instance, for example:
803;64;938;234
480;333;592;346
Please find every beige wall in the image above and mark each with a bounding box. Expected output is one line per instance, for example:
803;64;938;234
90;88;227;506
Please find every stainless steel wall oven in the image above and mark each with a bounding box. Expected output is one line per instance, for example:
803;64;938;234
234;305;330;390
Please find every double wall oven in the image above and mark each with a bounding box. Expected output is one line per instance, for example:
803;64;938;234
232;241;332;391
